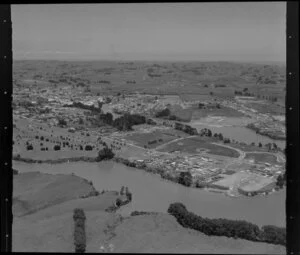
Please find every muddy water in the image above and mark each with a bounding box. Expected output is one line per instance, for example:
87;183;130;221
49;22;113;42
189;117;285;149
13;160;285;227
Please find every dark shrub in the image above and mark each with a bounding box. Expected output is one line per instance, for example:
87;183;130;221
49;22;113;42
178;172;193;187
156;108;171;118
26;144;33;150
85;145;93;151
96;147;115;161
169;115;177;120
261;225;286;245
73;208;86;253
120;186;125;195
126;192;132;201
58;118;67;126
53;145;61;151
115;198;122;207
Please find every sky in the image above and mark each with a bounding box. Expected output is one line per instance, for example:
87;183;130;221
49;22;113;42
11;2;286;62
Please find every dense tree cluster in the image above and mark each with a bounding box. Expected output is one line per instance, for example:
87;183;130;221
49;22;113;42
223;138;231;144
26;144;33;150
276;173;286;189
155;108;171;118
113;114;146;131
199;128;212;137
97;112;146;131
174;123;198;135
98;112;113;125
96;146;115;161
73;208;86;253
213;133;224;141
84;145;93;151
178;171;193;187
167;203;286;246
53;145;61;151
58;118;67;127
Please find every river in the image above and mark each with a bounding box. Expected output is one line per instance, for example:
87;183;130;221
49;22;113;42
189;116;286;149
13;160;285;227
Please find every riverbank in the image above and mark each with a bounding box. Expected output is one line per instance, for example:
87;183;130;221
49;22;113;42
13;155;219;194
13;160;286;227
12;155;284;198
246;123;286;141
12;155;97;164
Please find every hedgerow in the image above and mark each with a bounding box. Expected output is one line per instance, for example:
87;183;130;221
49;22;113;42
167;202;285;246
73;208;86;253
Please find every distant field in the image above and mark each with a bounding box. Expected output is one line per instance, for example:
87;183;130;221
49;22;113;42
125;131;176;149
179;94;213;102
245;152;278;164
157;136;240;158
191;106;245;119
13;60;285;100
124;128;187;149
244;102;285;115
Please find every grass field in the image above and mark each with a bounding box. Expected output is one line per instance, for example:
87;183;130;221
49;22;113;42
245;153;278;164
13;171;98;216
167;104;194;122
229;143;268;152
13;171;122;252
125;131;177;149
13;117;103;160
191;106;245;119
108;213;285;254
157;136;240;158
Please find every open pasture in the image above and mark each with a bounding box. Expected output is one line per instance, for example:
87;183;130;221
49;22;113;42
13;118;102;160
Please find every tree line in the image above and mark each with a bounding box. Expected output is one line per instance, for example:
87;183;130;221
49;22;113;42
168;202;286;246
98;112;146;131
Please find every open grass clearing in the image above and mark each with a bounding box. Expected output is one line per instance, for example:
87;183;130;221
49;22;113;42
157;136;240;158
245;152;278;165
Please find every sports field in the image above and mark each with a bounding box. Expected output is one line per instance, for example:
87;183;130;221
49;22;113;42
157;136;240;158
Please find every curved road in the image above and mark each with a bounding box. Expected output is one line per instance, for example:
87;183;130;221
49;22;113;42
211;142;246;160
